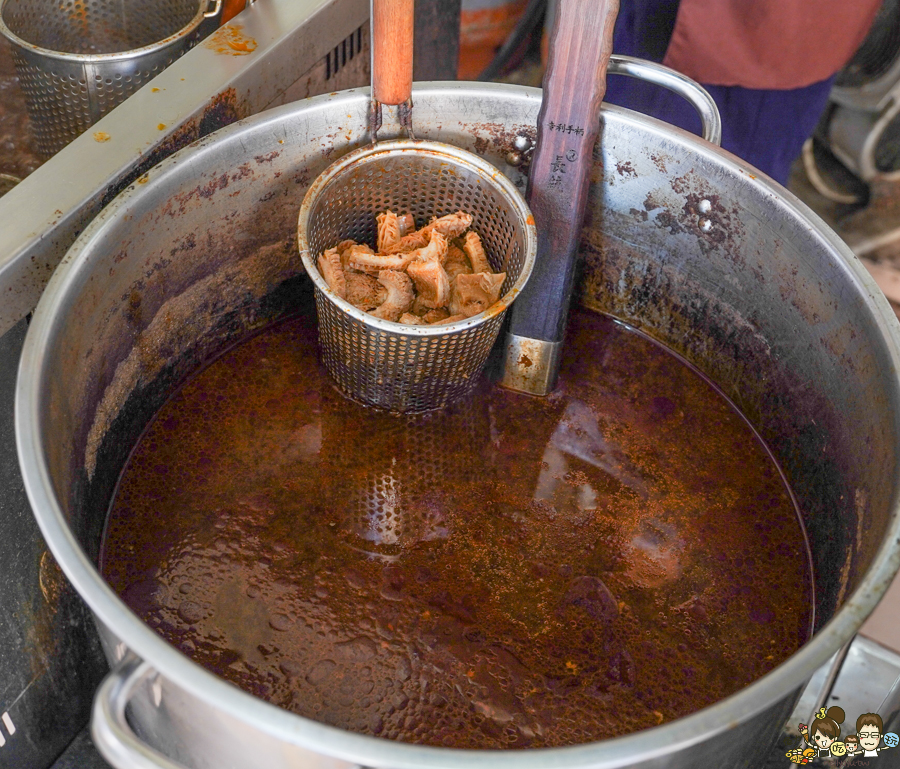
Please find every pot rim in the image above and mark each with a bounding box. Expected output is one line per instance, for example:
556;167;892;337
16;83;900;768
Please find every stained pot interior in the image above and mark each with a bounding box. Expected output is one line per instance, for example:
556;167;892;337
30;87;900;736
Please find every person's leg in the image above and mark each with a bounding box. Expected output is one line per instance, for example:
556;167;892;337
706;79;836;186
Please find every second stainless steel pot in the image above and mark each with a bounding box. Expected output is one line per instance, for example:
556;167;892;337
16;78;900;769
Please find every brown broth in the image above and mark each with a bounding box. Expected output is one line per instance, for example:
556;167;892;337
100;307;813;749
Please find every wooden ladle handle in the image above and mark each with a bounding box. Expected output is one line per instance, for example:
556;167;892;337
372;0;414;106
506;0;620;369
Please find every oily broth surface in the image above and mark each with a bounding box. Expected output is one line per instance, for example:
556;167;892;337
101;307;813;748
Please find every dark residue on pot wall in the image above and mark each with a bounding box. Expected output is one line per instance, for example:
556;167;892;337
469;122;536;176
575;166;893;627
100;88;250;209
616;160;637;178
72;151;318;501
76;269;314;566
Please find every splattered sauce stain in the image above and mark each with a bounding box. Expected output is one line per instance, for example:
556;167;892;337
203;25;258;56
101;308;813;749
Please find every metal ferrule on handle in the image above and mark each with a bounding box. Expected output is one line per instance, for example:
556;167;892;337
501;335;563;395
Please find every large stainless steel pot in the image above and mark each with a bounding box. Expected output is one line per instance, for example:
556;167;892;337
15;77;900;769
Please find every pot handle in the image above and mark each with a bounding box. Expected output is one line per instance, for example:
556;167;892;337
203;0;223;19
607;55;722;146
91;654;191;769
93;655;371;769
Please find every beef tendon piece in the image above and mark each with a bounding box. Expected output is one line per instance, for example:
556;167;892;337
450;272;506;318
407;232;451;310
346;272;386;311
382;230;429;255
422;211;474;238
399;312;426;325
407;261;451;310
341;242;373;271
371;269;415;322
348;246;417;275
422;307;450;324
408;229;449;264
376;210;402;253
381;212;471;253
444;242;473;282
398;213;415;236
317;247;347;300
463;231;492;274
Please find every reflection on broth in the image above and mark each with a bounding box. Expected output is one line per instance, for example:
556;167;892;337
100;307;813;749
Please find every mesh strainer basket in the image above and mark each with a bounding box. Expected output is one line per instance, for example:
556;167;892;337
0;0;222;157
298;139;537;414
320;390;492;554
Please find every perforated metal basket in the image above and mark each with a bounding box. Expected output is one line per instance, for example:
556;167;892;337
298;139;537;414
0;0;222;157
321;392;492;553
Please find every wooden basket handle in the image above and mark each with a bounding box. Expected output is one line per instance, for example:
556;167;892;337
372;0;415;106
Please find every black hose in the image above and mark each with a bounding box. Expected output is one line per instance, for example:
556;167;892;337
477;0;548;82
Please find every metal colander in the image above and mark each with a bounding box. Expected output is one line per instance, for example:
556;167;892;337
0;0;222;157
298;139;537;414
